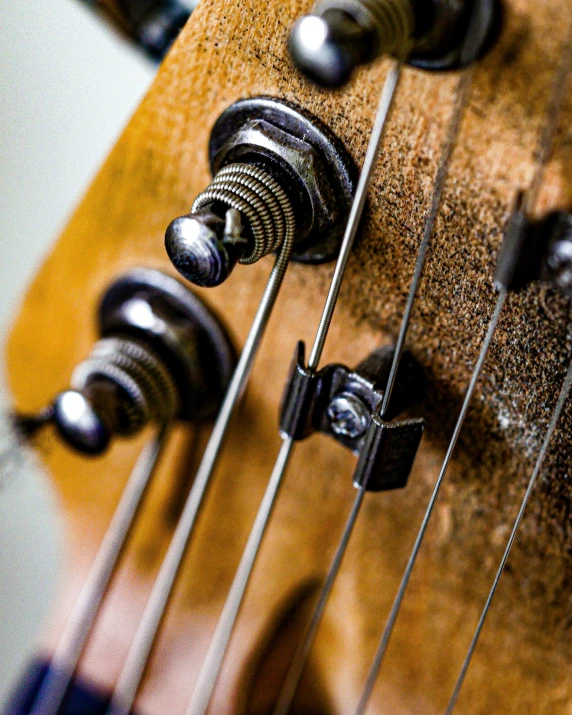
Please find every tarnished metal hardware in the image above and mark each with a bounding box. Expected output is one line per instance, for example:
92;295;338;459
495;194;572;297
165;96;357;286
288;0;502;88
15;268;235;455
353;413;424;491
279;341;425;491
77;0;193;61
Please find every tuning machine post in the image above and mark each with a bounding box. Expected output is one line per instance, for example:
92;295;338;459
165;96;357;287
280;342;426;491
288;0;502;87
16;268;235;455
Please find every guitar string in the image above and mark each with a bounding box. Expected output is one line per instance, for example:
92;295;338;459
184;60;404;715
354;290;507;715
29;422;170;715
524;17;572;214
25;10;571;715
106;230;294;715
445;349;572;714
444;23;572;711
355;25;572;713
273;66;475;715
273;485;366;715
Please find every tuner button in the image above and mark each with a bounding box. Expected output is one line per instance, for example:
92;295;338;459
165;212;241;288
288;9;375;88
53;390;111;456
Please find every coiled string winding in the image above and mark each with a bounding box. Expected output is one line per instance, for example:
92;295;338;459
71;336;179;433
192;162;296;264
315;0;414;57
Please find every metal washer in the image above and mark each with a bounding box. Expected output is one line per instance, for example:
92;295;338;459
98;267;236;421
208;96;358;264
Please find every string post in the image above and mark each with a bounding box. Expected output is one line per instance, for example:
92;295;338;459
288;0;501;88
495;194;572;298
166;96;357;287
279;341;425;489
17;268;235;455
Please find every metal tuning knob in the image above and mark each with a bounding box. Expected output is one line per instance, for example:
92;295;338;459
18;268;235;455
288;0;502;87
165;96;357;287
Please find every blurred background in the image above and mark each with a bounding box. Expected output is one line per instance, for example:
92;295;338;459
0;0;161;703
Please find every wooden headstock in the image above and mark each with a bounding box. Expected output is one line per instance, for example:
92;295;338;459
6;0;572;712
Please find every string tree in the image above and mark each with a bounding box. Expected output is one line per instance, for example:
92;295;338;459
494;193;572;298
279;341;426;491
165;96;357;287
15;268;235;455
288;0;503;88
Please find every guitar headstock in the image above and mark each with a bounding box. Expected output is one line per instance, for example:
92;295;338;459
5;0;572;712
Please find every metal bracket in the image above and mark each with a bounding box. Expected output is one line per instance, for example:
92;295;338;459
494;193;572;297
279;342;425;491
353;414;425;492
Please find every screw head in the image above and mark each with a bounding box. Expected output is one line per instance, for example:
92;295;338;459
327;392;370;439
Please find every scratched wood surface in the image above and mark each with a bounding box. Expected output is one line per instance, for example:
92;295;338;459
6;0;572;712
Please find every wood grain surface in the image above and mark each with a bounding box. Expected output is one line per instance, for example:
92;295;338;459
6;0;572;712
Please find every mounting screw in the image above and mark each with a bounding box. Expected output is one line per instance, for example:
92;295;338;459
495;200;572;298
545;214;572;297
327;392;371;439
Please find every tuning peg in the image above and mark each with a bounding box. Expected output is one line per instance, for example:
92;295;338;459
165;209;246;288
16;268;235;455
288;10;377;88
289;0;502;87
51;390;111;455
165;96;358;288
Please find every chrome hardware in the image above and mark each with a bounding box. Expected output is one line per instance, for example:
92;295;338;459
279;341;425;491
17;268;235;455
288;0;502;87
165;96;357;286
327;392;371;439
167;163;295;287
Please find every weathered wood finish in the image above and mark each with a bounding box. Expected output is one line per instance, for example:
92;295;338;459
6;0;572;712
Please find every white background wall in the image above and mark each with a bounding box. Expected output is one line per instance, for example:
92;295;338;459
0;0;155;335
0;0;154;702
